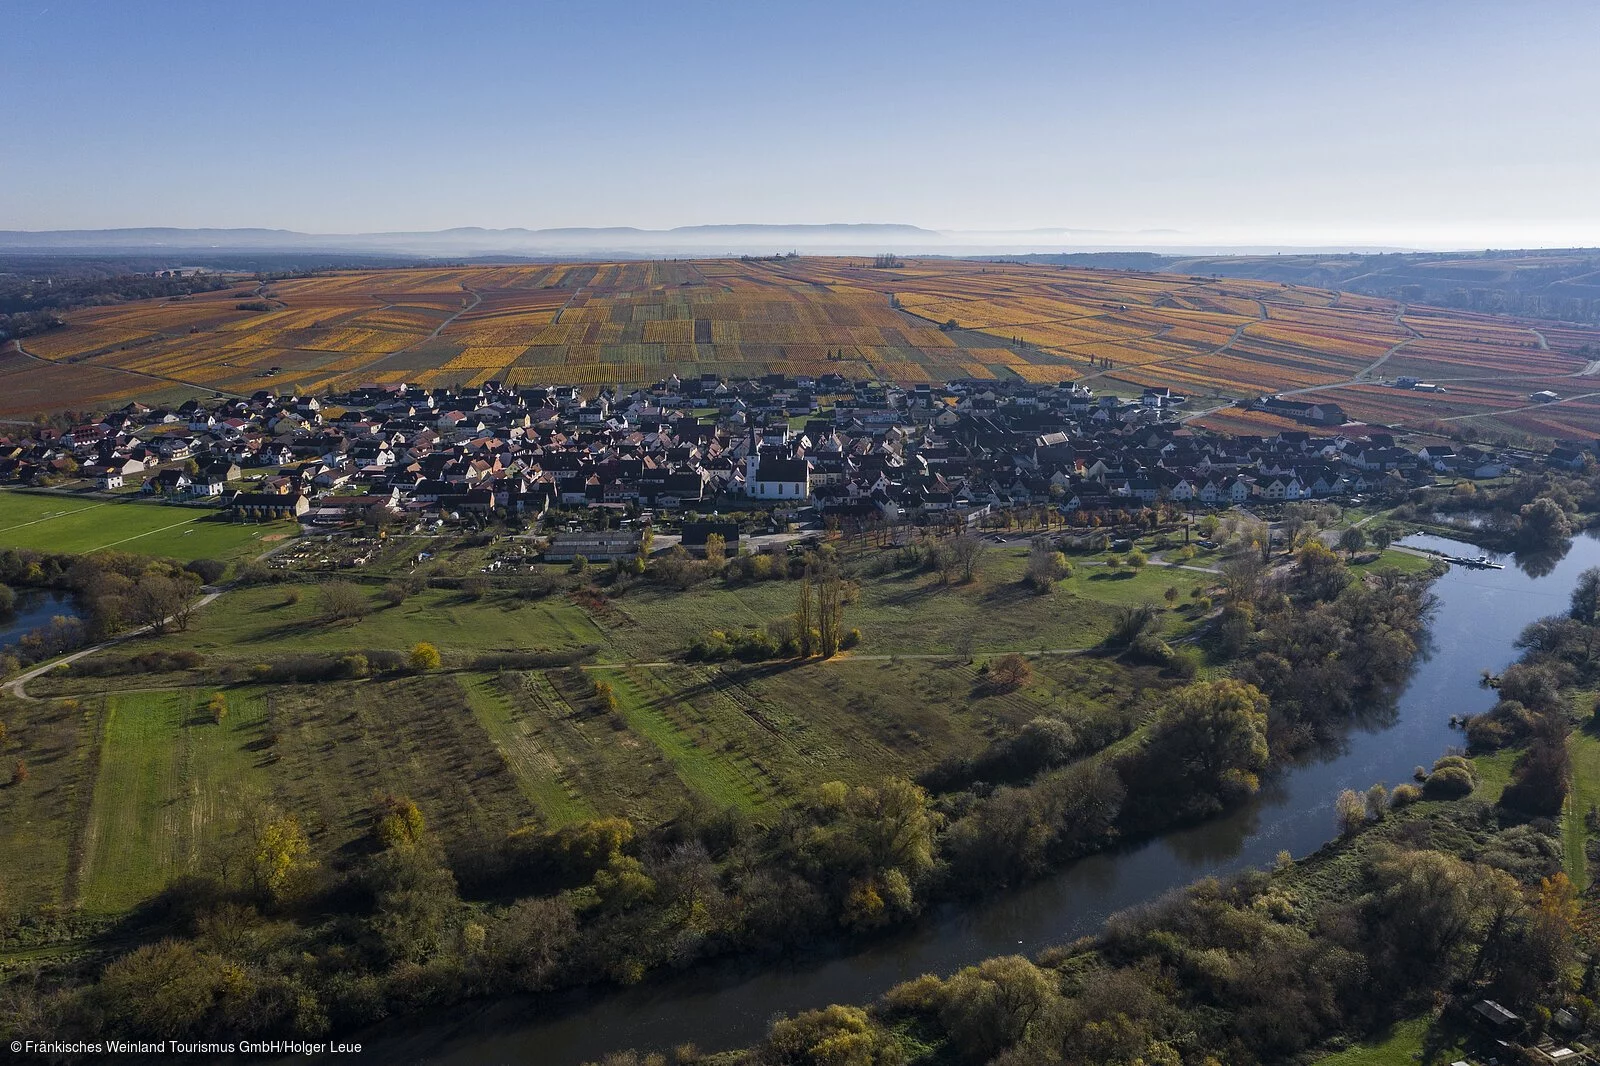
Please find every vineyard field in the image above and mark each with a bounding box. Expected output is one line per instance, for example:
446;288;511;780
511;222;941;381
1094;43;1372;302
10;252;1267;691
7;257;1600;436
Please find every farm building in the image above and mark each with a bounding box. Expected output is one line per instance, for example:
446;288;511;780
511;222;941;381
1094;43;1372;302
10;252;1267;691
545;531;641;562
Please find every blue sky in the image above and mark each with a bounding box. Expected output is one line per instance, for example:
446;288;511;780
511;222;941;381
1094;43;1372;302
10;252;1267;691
3;0;1598;247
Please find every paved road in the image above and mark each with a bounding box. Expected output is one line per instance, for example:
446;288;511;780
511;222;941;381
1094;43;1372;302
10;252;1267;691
5;588;222;701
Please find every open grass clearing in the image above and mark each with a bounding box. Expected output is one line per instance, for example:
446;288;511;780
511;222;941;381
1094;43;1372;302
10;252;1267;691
79;688;271;913
1310;1014;1469;1066
1565;725;1600;890
99;582;611;668
589;666;773;813
607;546;1211;660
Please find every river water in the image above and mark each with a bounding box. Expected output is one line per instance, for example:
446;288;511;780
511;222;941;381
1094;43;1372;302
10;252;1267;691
370;532;1600;1065
0;588;81;651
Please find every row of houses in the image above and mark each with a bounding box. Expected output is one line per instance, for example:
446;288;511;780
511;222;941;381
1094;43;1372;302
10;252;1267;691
0;373;1557;531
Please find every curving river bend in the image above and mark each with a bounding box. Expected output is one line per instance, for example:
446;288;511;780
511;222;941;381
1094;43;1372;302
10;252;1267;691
366;532;1600;1065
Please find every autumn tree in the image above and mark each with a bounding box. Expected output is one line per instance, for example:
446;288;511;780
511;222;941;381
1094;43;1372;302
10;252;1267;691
1335;788;1367;835
703;532;726;568
245;810;314;902
1517;497;1572;549
409;641;441;672
373;793;427;850
987;653;1032;693
1144;679;1270;806
1024;537;1070;590
1292;541;1349;601
1338;525;1367;556
1571;566;1600;625
812;561;845;658
795;566;816;657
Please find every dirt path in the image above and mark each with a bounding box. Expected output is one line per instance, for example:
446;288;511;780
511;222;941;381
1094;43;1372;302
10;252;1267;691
1436;389;1600;422
1353;302;1420;381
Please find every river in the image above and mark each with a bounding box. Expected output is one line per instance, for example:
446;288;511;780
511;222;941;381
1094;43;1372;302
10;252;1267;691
369;532;1600;1065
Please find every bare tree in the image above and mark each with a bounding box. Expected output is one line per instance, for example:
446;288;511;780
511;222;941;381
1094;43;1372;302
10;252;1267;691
317;579;368;623
949;531;986;583
817;567;844;658
795;567;815;657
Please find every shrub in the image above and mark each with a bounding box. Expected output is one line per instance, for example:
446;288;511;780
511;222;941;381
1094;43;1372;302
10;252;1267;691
205;692;227;724
1128;632;1176;666
1389;782;1422;808
1423;764;1476;798
1166;647;1201;679
1335;788;1367;835
339;654;370;679
184;558;228;585
841;628;862;650
470;647;597;671
1106;603;1160;648
10;759;28;786
408;642;441;672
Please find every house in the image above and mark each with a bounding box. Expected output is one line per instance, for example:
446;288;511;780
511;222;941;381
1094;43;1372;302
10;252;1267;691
226;491;310;520
1548;446;1587;471
1417;444;1456;472
189;470;226;497
144;469;192;495
1470;999;1520;1034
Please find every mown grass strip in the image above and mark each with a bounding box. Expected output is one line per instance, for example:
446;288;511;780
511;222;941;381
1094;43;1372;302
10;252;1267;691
591;667;767;813
458;672;593;826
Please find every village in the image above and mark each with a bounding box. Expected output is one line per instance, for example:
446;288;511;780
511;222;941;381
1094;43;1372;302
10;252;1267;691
0;373;1566;557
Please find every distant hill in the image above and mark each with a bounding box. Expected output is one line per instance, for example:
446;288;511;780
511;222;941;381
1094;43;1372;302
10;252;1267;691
0;224;947;258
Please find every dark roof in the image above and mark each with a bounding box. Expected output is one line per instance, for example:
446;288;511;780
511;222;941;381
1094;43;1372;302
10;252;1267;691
755;459;808;483
680;521;739;546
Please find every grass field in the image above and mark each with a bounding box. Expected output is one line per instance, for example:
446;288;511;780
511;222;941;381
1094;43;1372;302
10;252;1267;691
32;544;1209;676
0;490;289;563
459;673;596;827
0;693;102;909
12;258;1600;436
1311;1015;1468;1066
1351;548;1439;575
1565;725;1600;890
79;688;271;913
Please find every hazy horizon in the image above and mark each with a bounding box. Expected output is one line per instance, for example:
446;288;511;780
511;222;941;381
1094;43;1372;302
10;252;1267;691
6;0;1599;249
